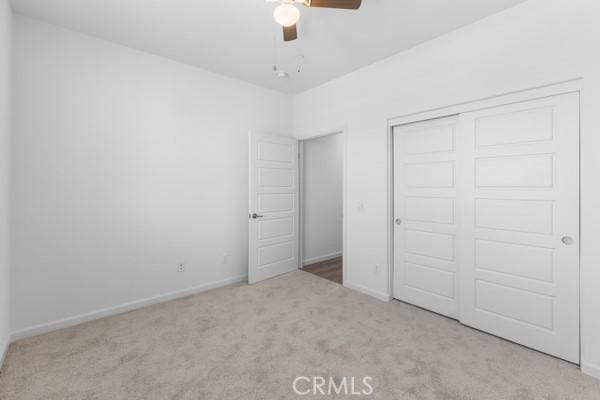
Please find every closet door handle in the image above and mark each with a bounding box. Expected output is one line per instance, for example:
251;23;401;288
561;236;574;246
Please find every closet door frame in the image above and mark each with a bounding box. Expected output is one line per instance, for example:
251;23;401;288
386;79;581;320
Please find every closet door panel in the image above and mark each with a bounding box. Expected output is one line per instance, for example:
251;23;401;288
458;92;580;363
393;116;460;319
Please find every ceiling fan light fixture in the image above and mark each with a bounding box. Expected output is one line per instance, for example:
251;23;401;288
273;4;300;27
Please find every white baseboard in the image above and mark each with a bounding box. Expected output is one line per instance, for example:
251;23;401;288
344;281;391;302
582;361;600;380
302;251;343;266
10;274;247;342
0;337;8;370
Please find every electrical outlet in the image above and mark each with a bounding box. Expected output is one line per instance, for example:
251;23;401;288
374;265;380;274
177;263;185;273
223;254;229;264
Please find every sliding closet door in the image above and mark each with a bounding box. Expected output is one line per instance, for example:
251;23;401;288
458;93;580;363
393;116;460;319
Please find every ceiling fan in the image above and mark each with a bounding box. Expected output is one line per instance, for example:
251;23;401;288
266;0;362;42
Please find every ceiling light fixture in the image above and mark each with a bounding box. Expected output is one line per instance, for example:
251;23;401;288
273;4;301;27
266;0;361;42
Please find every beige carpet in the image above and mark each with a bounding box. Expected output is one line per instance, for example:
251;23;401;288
1;271;599;400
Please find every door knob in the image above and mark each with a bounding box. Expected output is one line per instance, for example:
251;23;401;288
561;236;574;246
251;213;264;219
395;218;402;225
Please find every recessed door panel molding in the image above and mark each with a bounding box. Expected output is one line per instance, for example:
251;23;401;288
401;124;455;154
475;198;554;235
258;194;294;213
258;141;294;163
393;91;580;363
474;280;555;330
405;262;455;299
405;196;455;225
475;106;554;147
404;161;455;188
258;167;294;187
257;241;295;267
393;115;460;319
475;153;554;188
458;92;580;363
475;239;554;283
249;132;299;284
405;229;455;261
258;217;295;240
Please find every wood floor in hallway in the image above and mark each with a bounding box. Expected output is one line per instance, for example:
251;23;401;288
303;256;343;284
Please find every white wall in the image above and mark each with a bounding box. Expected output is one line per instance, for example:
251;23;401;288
11;16;292;336
0;0;12;366
302;133;343;264
8;0;600;380
292;0;600;378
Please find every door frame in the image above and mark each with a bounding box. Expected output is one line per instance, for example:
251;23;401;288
298;130;347;285
386;78;583;316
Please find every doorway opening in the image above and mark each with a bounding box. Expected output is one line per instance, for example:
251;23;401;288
300;132;344;285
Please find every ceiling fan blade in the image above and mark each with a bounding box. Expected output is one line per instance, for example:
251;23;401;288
283;24;298;42
307;0;361;9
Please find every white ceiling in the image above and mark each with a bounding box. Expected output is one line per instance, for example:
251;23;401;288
11;0;527;94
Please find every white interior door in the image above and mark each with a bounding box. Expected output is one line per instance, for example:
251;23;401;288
393;116;460;319
249;132;299;284
458;93;580;363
